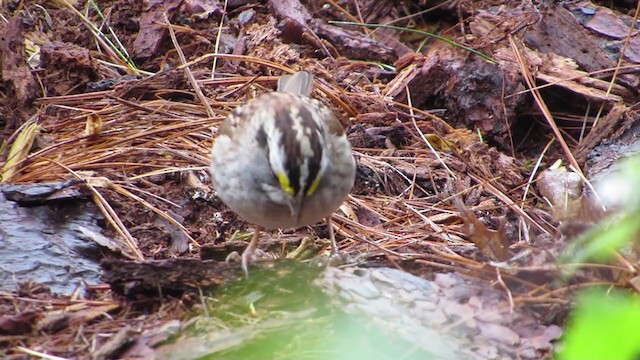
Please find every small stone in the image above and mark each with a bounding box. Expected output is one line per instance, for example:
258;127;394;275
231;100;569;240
427;309;447;326
434;273;459;288
519;347;539;359
479;323;520;345
413;300;437;311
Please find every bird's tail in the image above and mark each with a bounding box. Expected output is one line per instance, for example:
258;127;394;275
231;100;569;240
277;71;314;97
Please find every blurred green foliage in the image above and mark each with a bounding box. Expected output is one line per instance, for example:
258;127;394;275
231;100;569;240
559;290;640;360
157;261;440;360
559;156;640;360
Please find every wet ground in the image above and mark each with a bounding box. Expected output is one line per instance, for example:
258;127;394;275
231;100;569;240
0;184;102;294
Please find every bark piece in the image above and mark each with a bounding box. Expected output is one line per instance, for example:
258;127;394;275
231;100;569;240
523;5;615;72
388;47;525;148
0;14;38;127
269;0;396;63
40;41;100;95
575;105;640;181
132;0;184;61
101;259;239;297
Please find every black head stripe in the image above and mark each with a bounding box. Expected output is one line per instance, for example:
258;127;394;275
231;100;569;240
298;106;323;195
274;103;324;196
275;106;302;195
255;125;268;148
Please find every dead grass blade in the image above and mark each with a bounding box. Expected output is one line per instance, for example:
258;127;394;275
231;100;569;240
108;181;200;248
163;11;214;118
1;121;40;182
508;35;583;177
86;177;145;260
593;0;640;127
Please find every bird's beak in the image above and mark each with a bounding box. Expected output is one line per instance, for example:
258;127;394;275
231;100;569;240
288;195;305;226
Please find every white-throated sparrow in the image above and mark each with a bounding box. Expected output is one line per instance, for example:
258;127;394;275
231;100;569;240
210;71;356;274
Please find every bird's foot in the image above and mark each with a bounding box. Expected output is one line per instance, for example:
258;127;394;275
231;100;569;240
327;250;351;267
310;249;352;268
225;249;270;277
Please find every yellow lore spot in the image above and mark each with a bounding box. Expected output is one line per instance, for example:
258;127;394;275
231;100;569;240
277;172;295;196
306;176;321;196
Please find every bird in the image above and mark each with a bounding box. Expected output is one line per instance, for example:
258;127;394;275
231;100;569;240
210;71;356;275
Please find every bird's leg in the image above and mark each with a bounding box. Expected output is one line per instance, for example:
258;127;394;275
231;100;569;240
326;216;339;256
241;226;262;277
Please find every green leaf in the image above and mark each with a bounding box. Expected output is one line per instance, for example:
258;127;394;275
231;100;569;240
559;290;640;360
560;212;640;277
